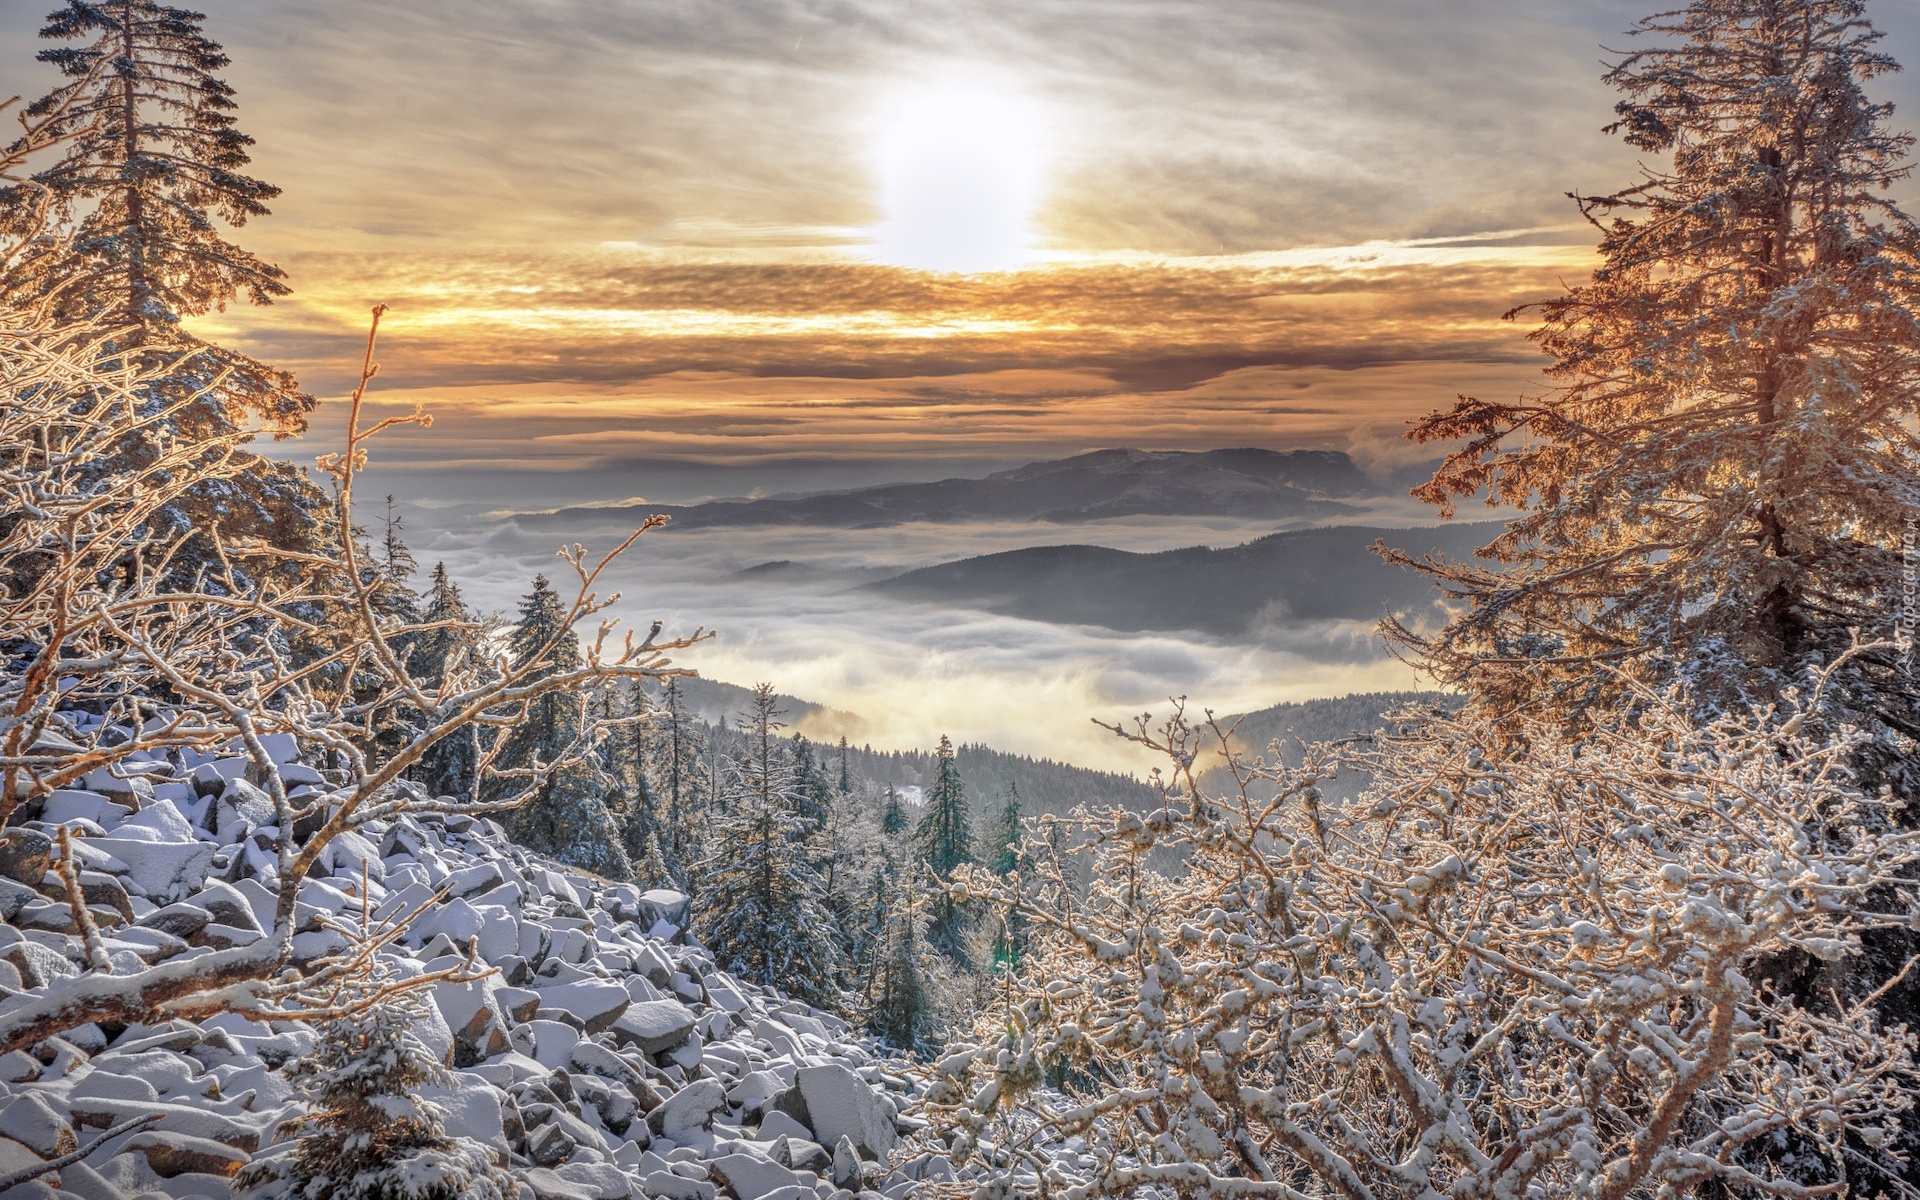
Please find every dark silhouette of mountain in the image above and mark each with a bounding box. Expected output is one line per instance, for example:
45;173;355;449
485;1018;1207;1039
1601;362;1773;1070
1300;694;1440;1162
861;521;1501;640
515;448;1395;531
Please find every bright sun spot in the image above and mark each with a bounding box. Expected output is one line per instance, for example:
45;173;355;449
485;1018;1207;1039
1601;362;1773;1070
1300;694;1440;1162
871;71;1049;274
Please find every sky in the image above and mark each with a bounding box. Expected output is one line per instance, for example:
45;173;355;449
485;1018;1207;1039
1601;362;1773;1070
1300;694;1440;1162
12;0;1920;766
2;0;1820;500
10;0;1920;502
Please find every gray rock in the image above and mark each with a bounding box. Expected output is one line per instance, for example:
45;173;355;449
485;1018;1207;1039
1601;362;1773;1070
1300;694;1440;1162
66;1095;262;1152
710;1152;807;1199
650;1077;726;1139
138;901;212;940
0;930;77;989
527;1117;576;1166
536;978;630;1034
610;998;697;1055
644;1170;718;1200
0;1091;74;1157
554;1161;634;1200
796;1064;898;1161
496;984;542;1023
522;1166;599;1200
0;877;36;922
0;829;51;885
190;879;264;931
0;1051;39;1083
831;1138;861;1189
123;1128;249;1178
87;837;215;903
76;870;133;921
637;887;692;929
785;1138;831;1175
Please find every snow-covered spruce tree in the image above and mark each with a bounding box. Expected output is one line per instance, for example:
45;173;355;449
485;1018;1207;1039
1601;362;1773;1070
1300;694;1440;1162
650;675;710;879
632;827;678;892
490;573;633;879
3;0;332;563
361;496;422;768
983;783;1029;970
865;867;932;1050
0;303;706;1053
606;679;663;871
881;784;908;837
407;561;483;801
913;734;976;964
238;964;511;1200
1382;0;1920;775
694;685;842;1004
932;681;1920;1197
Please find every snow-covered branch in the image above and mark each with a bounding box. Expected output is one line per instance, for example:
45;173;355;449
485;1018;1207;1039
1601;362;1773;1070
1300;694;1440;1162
928;669;1920;1198
0;306;706;1055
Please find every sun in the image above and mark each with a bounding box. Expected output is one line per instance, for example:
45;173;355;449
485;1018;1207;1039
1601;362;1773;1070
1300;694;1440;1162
870;70;1050;275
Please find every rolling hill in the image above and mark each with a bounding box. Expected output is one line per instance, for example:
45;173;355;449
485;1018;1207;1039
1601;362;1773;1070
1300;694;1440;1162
861;520;1501;639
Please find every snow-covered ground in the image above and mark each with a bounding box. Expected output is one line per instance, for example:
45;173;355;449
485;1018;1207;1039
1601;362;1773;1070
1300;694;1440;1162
0;734;971;1200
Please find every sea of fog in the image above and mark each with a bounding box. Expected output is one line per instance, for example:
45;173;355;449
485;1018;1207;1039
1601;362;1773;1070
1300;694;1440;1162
389;491;1433;775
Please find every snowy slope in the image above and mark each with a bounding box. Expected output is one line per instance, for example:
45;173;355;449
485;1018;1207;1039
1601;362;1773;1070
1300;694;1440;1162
0;730;957;1200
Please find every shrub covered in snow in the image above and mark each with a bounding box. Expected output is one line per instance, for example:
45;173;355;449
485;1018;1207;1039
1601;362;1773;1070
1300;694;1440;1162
239;959;513;1200
930;661;1920;1197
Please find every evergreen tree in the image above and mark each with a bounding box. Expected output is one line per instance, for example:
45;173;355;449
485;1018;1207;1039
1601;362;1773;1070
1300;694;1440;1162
492;574;631;879
649;676;709;877
837;734;851;793
238;983;511;1200
984;784;1028;970
609;679;661;871
791;733;835;828
739;683;786;812
410;562;480;801
912;734;975;963
984;783;1023;878
633;828;678;892
376;495;418;594
1384;0;1920;786
5;0;331;563
694;685;840;1003
866;870;931;1049
13;0;300;424
881;784;907;837
855;853;899;1004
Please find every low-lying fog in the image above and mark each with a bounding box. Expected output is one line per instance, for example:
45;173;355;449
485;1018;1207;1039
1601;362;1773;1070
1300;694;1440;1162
392;490;1449;774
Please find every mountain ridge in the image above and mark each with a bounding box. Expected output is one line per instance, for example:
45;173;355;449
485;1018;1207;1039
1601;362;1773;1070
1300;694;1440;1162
511;447;1402;532
860;520;1501;642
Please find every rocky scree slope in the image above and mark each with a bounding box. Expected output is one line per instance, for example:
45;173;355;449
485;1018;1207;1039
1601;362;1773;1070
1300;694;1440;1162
0;719;950;1200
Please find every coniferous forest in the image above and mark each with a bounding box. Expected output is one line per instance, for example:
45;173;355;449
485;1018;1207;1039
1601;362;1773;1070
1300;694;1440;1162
3;0;1920;1198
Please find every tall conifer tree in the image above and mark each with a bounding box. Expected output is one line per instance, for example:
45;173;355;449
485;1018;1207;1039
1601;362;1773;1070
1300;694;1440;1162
865;868;930;1049
492;575;630;879
694;685;840;1003
881;784;907;837
1385;0;1920;791
984;784;1028;969
649;676;709;876
6;1;330;559
913;734;975;962
409;562;480;800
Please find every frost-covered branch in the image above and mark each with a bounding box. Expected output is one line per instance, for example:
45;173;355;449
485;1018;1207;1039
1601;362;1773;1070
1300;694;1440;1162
0;305;707;1055
927;664;1920;1198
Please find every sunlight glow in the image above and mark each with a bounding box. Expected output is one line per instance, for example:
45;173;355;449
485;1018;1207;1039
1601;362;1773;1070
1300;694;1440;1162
870;70;1050;275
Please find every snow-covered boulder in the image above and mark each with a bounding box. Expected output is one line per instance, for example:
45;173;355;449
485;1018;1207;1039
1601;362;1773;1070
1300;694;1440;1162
792;1063;899;1160
0;731;935;1200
